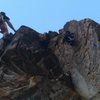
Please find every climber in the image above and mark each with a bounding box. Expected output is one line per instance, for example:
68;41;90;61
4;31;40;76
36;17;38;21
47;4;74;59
0;12;16;37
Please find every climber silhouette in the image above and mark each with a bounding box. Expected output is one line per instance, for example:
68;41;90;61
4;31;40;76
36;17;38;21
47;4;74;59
0;12;16;37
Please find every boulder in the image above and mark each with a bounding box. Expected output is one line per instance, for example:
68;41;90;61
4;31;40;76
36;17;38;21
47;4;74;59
0;19;100;100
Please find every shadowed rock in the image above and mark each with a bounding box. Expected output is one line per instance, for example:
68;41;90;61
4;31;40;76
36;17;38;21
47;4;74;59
0;19;99;100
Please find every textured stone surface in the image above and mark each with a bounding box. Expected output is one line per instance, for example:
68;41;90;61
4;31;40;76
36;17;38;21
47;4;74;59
0;19;99;100
50;19;100;99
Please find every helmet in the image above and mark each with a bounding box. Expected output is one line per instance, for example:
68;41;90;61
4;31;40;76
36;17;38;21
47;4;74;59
0;12;6;16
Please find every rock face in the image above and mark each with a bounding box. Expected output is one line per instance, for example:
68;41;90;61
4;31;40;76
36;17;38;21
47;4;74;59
0;19;100;100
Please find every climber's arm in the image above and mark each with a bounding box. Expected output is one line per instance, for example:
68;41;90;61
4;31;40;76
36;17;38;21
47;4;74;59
5;19;16;32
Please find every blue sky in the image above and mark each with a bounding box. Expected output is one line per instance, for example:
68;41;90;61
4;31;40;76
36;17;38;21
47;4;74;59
0;0;100;37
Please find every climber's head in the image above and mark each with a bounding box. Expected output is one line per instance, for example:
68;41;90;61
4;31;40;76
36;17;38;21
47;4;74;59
0;12;6;16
